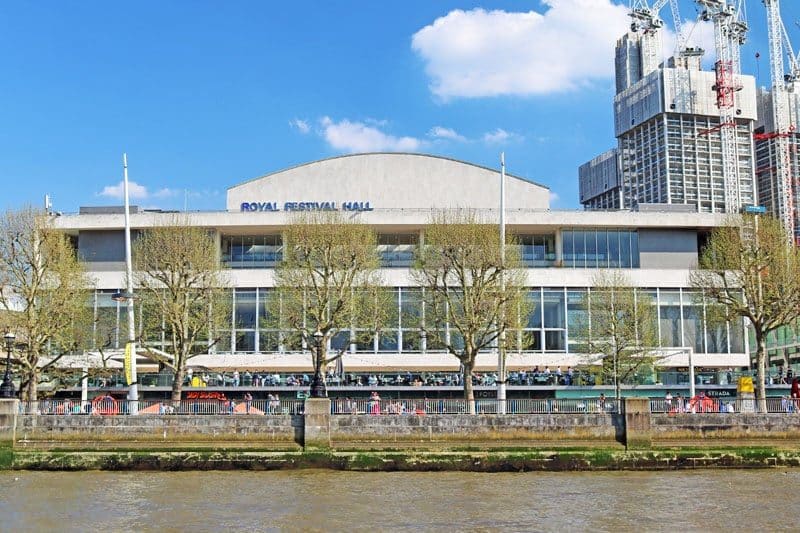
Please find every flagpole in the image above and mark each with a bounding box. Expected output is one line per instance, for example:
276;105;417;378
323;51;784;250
497;152;507;414
123;153;138;414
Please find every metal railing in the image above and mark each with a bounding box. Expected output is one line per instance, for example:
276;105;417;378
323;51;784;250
650;396;800;414
330;397;619;415
18;398;304;416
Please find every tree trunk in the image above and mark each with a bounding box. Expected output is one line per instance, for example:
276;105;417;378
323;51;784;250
23;377;37;403
171;364;185;406
756;336;768;413
462;359;475;414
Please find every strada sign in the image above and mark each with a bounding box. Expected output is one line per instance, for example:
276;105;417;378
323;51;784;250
240;201;374;212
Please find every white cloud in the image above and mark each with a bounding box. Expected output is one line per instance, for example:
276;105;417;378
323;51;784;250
319;116;422;153
428;126;467;142
483;128;522;144
549;191;560;205
153;188;180;199
411;1;631;98
289;118;311;134
97;180;150;200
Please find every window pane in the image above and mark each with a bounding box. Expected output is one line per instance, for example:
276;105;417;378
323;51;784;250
682;300;704;354
585;230;597;268
608;231;621;268
631;231;640;268
526;290;542;328
567;290;588;343
620;231;632;268
659;290;681;347
259;331;280;352
378;331;398;351
542;290;565;328
562;231;574;267
235;289;257;329
234;331;255;352
596;231;608;268
545;330;565;351
573;231;586;268
402;331;421;352
331;331;350;353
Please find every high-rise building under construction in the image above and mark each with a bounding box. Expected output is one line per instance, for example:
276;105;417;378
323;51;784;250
580;30;759;213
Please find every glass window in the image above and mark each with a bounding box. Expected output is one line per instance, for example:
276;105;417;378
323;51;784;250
631;231;640;268
259;331;280;352
567;290;588;347
378;330;398;352
542;290;565;329
607;231;621;268
545;331;565;351
331;331;350;353
682;292;704;354
620;231;632;268
572;231;586;268
659;290;681;347
562;231;574;267
234;331;255;352
585;231;597;268
234;289;257;329
402;331;421;352
596;231;608;268
526;290;542;328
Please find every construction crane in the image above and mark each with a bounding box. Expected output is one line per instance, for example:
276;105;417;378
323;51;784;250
761;0;800;243
630;0;687;56
697;0;749;213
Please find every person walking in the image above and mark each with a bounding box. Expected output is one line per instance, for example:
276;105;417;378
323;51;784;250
244;392;253;414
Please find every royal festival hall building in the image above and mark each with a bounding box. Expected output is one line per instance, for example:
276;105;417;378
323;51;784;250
53;153;752;397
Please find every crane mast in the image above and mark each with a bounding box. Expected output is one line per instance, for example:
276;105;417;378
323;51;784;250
697;0;748;213
763;0;798;242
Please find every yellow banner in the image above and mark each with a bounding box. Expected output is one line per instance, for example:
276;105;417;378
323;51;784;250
737;376;754;394
124;342;133;385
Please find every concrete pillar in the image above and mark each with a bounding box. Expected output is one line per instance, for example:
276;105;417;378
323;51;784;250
623;397;652;450
303;398;331;450
0;399;19;445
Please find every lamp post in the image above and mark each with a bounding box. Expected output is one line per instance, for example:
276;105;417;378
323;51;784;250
309;329;327;398
114;152;138;414
0;332;16;398
497;151;507;414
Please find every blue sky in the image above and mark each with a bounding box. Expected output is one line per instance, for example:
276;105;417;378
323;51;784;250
1;0;799;212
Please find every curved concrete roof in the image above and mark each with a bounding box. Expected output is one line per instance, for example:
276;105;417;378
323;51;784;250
227;152;550;211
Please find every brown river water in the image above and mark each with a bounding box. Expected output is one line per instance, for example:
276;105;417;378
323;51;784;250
1;470;799;532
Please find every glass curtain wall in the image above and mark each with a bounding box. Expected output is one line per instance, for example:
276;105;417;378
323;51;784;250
562;229;639;268
90;287;746;356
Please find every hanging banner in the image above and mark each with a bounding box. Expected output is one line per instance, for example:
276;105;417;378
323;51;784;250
124;343;133;385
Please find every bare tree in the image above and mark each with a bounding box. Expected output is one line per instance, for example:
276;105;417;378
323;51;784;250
133;219;227;404
691;214;800;412
578;271;660;401
269;211;391;397
0;207;91;401
413;210;529;413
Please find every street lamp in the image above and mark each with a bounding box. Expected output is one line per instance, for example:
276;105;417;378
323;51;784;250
0;332;16;398
118;153;138;414
309;329;327;398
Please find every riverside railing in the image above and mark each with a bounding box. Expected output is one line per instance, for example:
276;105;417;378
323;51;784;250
650;397;800;414
330;397;620;415
18;398;304;416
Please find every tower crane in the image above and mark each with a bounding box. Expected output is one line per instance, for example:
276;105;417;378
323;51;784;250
697;0;749;213
761;0;800;243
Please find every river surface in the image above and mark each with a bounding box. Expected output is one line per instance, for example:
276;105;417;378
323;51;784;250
1;469;799;532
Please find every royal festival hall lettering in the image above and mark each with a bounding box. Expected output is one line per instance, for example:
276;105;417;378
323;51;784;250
240;201;374;212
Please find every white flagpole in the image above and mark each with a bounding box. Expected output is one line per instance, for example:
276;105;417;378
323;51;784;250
498;152;507;414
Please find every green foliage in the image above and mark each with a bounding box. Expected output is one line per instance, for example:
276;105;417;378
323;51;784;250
0;207;92;400
269;211;391;383
577;271;660;399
